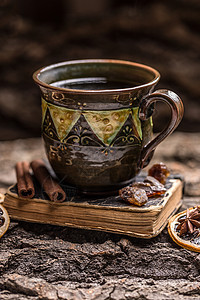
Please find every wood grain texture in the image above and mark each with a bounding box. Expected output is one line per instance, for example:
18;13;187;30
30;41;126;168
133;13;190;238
0;133;200;299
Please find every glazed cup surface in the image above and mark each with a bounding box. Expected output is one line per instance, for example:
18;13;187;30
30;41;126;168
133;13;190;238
33;59;183;194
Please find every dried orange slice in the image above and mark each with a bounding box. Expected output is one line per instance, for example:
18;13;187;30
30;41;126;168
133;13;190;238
0;194;10;238
168;208;200;253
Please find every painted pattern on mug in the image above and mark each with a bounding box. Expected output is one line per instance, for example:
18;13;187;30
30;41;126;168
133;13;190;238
42;98;142;147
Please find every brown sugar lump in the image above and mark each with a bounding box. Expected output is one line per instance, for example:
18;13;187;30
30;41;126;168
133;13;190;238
119;186;148;206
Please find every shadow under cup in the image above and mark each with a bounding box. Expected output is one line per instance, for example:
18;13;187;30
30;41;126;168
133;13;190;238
33;59;180;194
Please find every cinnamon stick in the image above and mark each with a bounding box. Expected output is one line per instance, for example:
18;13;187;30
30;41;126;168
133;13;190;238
15;161;35;198
30;160;66;202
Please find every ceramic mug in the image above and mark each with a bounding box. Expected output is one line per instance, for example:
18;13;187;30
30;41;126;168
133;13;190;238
33;59;184;194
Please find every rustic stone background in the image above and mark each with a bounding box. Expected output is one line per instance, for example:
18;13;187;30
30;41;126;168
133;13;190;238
0;0;200;140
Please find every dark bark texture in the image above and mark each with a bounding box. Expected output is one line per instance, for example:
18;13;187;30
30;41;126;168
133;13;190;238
0;133;200;299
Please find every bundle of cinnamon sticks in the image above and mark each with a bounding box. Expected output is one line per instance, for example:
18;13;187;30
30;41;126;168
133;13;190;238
15;160;66;202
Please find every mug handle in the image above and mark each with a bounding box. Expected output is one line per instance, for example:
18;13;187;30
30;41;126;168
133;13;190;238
139;89;184;169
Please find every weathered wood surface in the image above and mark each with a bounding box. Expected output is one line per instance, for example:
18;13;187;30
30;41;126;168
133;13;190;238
0;132;200;299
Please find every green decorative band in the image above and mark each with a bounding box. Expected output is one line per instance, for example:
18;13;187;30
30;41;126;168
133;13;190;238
42;98;142;147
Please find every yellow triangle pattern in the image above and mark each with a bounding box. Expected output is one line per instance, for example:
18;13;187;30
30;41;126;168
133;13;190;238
47;103;81;142
41;98;143;145
83;109;130;146
132;108;142;139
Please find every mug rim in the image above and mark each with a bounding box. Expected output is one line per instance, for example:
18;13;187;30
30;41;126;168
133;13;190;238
33;59;160;94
